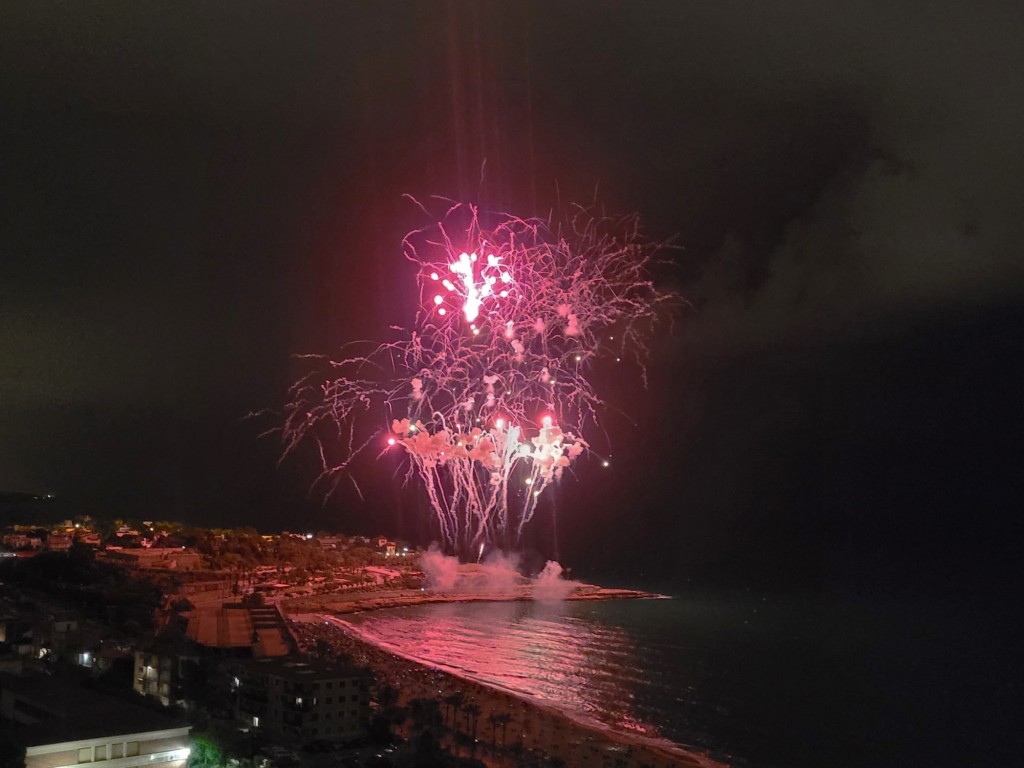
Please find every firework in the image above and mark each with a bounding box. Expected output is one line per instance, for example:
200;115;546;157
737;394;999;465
278;200;679;558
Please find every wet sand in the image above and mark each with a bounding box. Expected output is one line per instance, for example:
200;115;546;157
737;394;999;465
287;603;727;768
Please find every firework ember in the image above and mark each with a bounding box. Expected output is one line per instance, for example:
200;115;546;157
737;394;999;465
278;201;680;559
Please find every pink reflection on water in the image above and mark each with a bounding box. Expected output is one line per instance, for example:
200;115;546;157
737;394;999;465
351;601;662;739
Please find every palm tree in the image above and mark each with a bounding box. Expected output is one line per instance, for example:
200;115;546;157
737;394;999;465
487;712;499;750
463;702;481;744
444;691;465;731
495;712;512;747
426;697;442;731
409;697;441;732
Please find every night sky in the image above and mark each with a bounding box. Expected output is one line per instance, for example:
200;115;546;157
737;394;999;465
2;1;1022;593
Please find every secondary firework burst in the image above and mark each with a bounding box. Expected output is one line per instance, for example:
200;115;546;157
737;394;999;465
278;200;680;559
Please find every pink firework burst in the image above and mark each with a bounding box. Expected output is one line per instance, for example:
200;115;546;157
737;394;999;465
276;200;682;559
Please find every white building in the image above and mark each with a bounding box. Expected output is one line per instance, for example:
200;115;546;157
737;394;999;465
0;672;191;768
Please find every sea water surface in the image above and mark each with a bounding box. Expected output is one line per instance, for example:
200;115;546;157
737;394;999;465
342;590;1014;767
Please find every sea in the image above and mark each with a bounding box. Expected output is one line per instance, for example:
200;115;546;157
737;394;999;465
342;587;1016;768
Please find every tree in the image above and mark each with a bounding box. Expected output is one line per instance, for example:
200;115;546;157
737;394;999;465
409;697;441;733
413;728;443;768
493;712;511;747
443;691;465;731
170;597;194;612
462;702;481;747
240;591;264;607
188;735;222;768
487;712;498;750
377;683;400;713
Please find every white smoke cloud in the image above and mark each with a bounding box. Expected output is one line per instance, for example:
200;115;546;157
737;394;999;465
477;550;523;593
533;560;578;602
420;544;460;591
420;546;529;594
420;548;581;599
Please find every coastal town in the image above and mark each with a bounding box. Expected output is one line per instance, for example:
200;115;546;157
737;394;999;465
0;511;705;768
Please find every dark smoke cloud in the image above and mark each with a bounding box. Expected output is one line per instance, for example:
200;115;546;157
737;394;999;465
671;0;1024;352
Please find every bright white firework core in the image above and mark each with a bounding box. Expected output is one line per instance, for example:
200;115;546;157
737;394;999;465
277;201;680;558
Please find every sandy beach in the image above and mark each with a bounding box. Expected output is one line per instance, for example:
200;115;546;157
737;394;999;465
285;592;727;768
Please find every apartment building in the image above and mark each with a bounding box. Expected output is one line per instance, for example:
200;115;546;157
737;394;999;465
233;656;370;743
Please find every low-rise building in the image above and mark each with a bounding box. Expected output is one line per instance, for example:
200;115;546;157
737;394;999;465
1;533;41;550
32;610;82;661
233;656;370;743
45;532;73;551
101;547;203;570
0;672;191;768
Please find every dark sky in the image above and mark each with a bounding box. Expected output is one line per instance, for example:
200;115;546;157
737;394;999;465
2;1;1022;591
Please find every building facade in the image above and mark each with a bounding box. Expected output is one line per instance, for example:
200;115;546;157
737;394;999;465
234;656;370;743
133;649;183;707
1;672;191;768
23;727;191;768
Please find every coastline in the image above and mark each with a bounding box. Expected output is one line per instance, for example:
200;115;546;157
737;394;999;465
284;588;727;768
281;582;667;616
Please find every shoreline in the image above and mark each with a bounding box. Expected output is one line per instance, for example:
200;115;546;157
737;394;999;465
284;590;728;768
281;582;668;616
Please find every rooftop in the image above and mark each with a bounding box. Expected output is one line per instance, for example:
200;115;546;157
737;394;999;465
186;605;252;647
235;654;366;682
0;672;189;747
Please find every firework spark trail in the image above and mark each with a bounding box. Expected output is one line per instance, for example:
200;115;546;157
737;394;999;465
279;200;680;558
